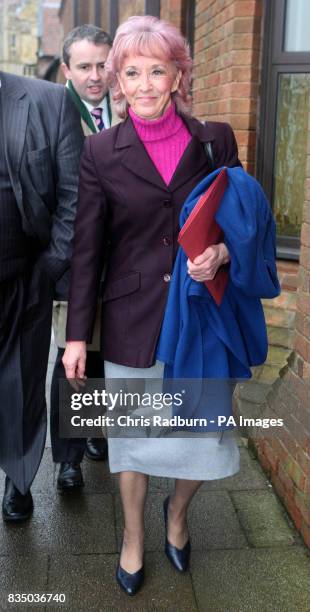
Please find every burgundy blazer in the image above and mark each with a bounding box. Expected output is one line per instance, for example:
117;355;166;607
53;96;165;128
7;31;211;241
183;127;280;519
66;113;241;367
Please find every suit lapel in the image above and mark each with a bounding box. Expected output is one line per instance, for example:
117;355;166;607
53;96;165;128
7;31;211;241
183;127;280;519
168;115;214;192
115;113;214;193
116;116;170;191
0;72;44;238
1;73;29;178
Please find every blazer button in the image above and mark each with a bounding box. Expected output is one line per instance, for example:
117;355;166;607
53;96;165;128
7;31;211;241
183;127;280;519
163;237;171;246
163;273;171;282
163;199;172;208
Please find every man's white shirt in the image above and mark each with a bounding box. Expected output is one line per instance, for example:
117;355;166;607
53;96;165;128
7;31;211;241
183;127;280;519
83;96;110;131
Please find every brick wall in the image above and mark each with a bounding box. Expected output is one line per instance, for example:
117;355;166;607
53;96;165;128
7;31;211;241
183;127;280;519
192;0;309;548
193;0;263;174
42;5;61;56
59;0;73;38
255;117;310;549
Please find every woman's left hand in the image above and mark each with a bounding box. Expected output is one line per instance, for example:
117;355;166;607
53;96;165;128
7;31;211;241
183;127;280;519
187;243;230;282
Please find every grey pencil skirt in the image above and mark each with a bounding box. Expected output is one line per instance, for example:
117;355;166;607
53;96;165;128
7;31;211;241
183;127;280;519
104;359;240;481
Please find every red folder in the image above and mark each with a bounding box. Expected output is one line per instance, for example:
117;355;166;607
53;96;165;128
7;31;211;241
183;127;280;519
178;168;228;306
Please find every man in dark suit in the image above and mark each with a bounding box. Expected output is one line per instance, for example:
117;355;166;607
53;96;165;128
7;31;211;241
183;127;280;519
51;25;120;494
0;71;84;522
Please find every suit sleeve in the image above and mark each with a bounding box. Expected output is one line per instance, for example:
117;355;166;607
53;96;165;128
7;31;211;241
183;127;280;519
66;137;108;343
213;122;242;169
37;88;84;281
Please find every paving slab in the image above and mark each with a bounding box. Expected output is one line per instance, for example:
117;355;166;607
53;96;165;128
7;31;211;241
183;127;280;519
231;490;297;547
190;548;310;612
0;554;49;611
114;491;168;553
0;494;116;556
187;491;248;550
31;449;56;495
148;475;175;493
81;457;118;495
234;398;266;424
0;451;117;498
235;381;271;405
200;446;270;492
47;552;197;612
0;338;308;611
115;490;247;552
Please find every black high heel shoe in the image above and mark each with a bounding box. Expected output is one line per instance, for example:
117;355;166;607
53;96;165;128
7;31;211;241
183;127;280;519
163;496;191;572
116;542;144;596
116;563;144;596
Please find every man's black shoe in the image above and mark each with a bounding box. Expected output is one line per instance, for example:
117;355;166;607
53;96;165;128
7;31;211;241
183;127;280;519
57;462;84;494
85;437;108;461
2;477;33;522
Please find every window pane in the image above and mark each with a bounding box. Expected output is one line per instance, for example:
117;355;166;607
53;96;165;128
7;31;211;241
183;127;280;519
284;0;310;51
273;74;310;238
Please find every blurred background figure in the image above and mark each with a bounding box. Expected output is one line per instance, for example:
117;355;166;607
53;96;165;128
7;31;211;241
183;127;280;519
51;24;121;495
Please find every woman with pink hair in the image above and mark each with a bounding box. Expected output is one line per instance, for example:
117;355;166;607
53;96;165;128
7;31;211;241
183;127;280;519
63;15;241;595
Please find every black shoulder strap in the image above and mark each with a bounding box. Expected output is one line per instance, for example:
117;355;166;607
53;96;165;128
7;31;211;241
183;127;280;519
203;141;215;171
202;120;215;171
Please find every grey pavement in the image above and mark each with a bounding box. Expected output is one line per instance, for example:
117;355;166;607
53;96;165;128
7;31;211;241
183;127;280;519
0;339;309;612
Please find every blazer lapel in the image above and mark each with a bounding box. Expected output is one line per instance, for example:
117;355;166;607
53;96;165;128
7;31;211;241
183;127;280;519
115;116;170;191
115;112;216;193
168;114;214;192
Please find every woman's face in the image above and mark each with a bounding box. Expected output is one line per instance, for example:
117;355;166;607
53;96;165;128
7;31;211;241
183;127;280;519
117;54;181;120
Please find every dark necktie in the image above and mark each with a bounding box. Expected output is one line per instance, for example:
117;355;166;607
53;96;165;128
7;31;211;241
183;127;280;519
91;107;105;131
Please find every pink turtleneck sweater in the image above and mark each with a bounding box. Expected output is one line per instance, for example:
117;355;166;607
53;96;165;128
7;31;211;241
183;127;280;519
129;103;192;186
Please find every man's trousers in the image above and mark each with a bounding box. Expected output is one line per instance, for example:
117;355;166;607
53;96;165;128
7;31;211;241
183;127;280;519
50;348;103;463
0;266;53;494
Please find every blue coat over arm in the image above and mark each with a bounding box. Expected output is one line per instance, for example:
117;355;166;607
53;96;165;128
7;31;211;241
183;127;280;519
156;167;281;430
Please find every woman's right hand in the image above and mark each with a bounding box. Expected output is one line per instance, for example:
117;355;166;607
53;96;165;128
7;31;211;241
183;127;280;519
62;341;87;381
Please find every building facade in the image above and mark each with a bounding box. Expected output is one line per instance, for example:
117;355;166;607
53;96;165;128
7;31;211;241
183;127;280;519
1;0;307;547
192;0;310;550
37;1;61;80
0;0;38;75
56;0;310;548
0;0;61;79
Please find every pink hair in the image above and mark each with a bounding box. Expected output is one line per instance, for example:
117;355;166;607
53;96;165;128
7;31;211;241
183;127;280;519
105;15;193;118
